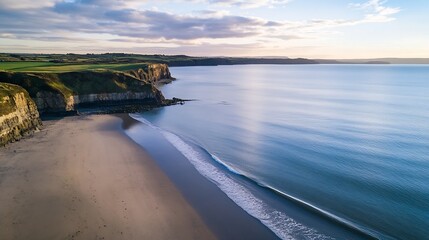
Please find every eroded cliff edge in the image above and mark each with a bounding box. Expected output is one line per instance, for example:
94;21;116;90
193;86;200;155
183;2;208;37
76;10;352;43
0;64;174;114
0;83;42;146
0;63;176;145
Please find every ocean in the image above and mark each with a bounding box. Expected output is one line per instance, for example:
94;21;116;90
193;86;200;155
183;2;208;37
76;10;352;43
128;64;429;239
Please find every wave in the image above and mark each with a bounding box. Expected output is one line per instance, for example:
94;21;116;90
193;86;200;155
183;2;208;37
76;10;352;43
209;148;382;240
129;114;341;240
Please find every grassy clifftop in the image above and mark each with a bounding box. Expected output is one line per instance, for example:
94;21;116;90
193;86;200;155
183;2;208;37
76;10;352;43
0;53;319;67
0;60;174;145
0;66;166;99
0;63;173;113
0;62;156;73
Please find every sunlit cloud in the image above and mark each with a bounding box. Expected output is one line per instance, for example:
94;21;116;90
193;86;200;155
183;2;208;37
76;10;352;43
351;0;401;22
207;0;292;8
0;0;409;58
0;0;58;9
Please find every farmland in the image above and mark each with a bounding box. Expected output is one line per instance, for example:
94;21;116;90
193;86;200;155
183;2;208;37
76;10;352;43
0;62;152;73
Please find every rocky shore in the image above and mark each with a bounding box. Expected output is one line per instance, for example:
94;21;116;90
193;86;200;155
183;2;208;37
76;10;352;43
0;64;176;146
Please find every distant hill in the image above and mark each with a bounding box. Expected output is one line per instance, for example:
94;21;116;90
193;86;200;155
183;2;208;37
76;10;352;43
0;53;317;66
1;53;428;65
326;58;429;64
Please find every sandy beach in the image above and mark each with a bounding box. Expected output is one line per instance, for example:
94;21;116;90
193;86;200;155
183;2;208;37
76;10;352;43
0;115;215;240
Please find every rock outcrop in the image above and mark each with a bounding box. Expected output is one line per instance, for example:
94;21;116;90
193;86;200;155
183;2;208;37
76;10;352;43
0;64;177;146
0;64;173;114
127;64;173;83
0;83;42;146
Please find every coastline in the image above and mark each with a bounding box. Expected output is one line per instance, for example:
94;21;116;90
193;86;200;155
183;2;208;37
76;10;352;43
0;114;215;240
123;113;379;240
122;114;281;240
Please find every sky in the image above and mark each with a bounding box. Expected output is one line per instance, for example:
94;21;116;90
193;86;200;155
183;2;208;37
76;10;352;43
0;0;428;58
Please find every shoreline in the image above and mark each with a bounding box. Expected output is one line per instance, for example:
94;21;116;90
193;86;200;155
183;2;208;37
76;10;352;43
0;114;215;240
124;113;383;240
0;112;386;240
121;114;281;240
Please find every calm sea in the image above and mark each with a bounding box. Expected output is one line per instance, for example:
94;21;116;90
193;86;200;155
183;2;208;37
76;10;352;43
131;65;429;239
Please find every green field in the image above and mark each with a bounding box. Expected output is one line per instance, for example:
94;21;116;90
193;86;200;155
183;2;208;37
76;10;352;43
0;53;323;68
0;62;152;73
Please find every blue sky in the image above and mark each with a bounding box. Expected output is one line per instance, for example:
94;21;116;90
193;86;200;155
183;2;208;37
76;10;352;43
0;0;427;58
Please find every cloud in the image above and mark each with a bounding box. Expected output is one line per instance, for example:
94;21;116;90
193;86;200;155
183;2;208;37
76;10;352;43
0;0;58;9
129;11;268;39
0;0;281;41
0;0;401;55
279;0;400;32
351;0;400;22
0;33;16;39
207;0;291;8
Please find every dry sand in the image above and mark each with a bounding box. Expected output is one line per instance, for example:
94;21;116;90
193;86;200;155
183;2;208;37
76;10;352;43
0;115;216;240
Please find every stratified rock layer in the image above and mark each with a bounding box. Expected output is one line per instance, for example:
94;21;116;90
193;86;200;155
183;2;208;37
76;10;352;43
127;64;173;83
0;64;173;114
0;83;42;146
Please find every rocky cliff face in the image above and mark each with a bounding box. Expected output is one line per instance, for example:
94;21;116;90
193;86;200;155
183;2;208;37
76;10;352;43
33;87;165;114
73;91;163;105
0;64;173;114
33;91;164;113
34;91;75;113
127;64;173;83
0;83;42;146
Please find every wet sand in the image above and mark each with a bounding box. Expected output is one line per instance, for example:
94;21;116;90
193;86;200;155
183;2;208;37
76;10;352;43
0;115;215;240
123;114;281;240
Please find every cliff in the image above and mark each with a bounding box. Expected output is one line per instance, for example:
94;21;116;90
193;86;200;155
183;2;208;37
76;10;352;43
127;64;173;83
0;83;42;146
0;64;173;114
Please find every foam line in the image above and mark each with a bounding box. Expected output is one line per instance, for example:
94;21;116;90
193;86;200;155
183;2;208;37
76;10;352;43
129;114;334;240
